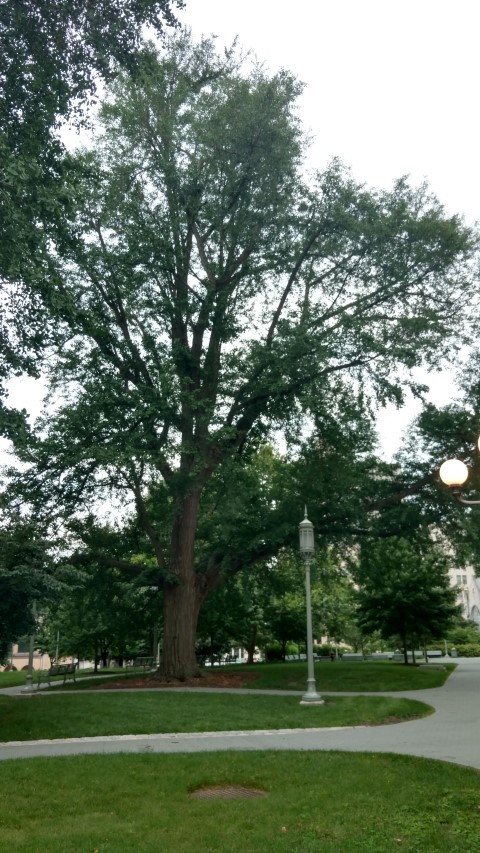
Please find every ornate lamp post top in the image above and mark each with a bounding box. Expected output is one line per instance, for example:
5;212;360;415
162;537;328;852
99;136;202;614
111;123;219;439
299;506;315;555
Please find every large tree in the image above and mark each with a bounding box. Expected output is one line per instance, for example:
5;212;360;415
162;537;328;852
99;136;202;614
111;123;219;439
3;33;479;677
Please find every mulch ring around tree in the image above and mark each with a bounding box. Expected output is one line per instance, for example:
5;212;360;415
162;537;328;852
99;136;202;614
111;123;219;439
88;670;260;689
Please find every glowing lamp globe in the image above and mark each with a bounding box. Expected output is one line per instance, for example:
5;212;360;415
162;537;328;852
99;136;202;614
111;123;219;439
439;458;469;488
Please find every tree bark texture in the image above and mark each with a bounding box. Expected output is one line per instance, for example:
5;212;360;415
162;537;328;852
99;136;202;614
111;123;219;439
158;491;203;679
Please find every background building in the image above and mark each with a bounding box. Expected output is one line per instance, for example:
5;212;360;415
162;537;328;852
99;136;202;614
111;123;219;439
449;565;480;627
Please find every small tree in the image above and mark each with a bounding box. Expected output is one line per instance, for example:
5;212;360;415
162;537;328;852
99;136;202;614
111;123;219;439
0;516;53;662
37;562;160;670
355;536;459;663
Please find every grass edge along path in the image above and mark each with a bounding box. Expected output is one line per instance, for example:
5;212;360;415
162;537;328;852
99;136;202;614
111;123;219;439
1;751;479;852
0;692;433;742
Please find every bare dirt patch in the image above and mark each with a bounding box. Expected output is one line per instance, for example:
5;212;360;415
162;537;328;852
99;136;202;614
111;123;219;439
190;785;266;800
89;670;260;690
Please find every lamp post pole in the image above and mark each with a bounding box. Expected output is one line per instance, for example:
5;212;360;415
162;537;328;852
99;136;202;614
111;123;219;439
21;600;37;694
299;507;323;705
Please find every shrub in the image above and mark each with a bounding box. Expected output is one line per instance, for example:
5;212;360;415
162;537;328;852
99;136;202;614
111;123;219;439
313;644;339;657
265;644;284;661
451;643;480;657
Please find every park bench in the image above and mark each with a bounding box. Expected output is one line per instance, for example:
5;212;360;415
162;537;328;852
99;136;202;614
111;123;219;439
224;655;241;664
367;653;393;661
342;653;365;661
36;662;78;687
127;656;155;671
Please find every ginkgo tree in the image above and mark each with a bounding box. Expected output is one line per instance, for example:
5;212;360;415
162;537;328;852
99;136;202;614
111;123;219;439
4;32;479;678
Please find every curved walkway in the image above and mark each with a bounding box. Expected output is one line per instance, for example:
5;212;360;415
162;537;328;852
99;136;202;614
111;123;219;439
1;658;479;768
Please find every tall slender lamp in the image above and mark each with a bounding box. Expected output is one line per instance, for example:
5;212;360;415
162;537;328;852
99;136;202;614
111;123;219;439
299;507;323;705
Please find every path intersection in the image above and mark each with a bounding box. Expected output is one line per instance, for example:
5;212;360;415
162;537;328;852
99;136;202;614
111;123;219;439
1;657;479;769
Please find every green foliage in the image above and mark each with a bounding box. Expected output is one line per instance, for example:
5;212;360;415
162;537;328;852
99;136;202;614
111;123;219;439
264;644;285;661
0;516;56;661
395;362;480;569
0;1;183;390
0;0;182;143
313;643;337;656
355;535;459;660
446;621;480;646
37;561;160;666
451;643;480;657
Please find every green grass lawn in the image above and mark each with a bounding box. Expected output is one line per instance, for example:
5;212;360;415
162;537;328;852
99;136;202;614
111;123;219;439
57;660;453;692
1;751;479;852
0;660;454;694
0;691;431;741
0;661;449;742
242;660;454;691
0;670;26;687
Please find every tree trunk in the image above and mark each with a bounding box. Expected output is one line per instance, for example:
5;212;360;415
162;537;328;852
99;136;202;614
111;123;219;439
157;490;203;680
246;625;257;664
159;580;201;678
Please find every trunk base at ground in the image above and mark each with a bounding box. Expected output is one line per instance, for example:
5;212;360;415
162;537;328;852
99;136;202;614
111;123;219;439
156;581;202;680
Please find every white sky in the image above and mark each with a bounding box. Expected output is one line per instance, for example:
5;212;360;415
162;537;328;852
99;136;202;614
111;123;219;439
4;0;479;461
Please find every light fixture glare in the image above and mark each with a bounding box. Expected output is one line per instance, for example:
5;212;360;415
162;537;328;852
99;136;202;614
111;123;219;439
439;458;469;488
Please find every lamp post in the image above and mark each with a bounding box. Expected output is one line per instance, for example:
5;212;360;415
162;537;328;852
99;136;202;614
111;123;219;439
21;600;37;693
299;507;323;705
439;438;480;506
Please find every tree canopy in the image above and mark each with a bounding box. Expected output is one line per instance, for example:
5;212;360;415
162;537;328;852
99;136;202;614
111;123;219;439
0;0;182;397
0;0;183;148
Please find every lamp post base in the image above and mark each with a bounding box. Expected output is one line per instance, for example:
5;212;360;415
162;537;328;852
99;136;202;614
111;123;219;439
300;679;324;705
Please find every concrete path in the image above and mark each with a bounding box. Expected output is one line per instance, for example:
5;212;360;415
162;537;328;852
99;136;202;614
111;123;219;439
1;658;479;769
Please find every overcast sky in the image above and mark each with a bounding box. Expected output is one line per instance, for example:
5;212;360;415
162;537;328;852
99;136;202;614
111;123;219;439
180;0;480;225
175;0;479;456
4;1;479;460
